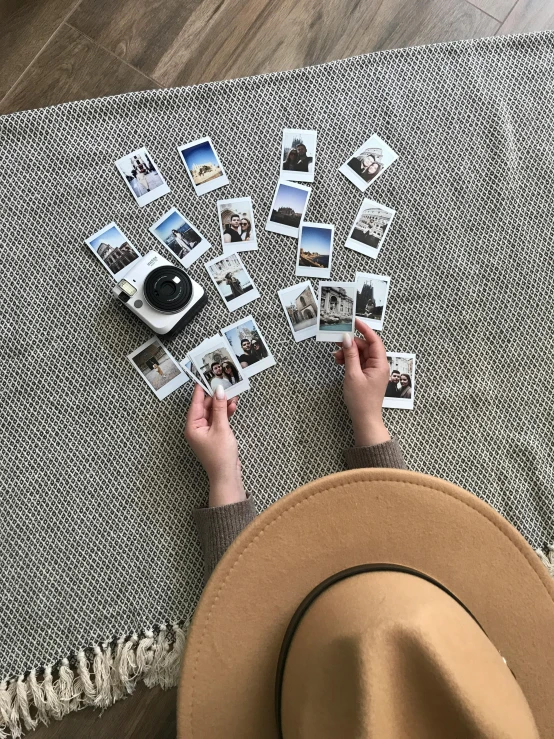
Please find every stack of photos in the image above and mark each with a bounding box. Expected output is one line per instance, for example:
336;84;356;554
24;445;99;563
221;315;275;378
127;337;188;400
280;129;317;183
339;134;398;191
85;222;141;281
178;137;229;196
296;222;334;278
345;199;396;259
383;353;416;410
217;197;257;252
149;207;211;268
188;335;250;400
180;358;211;392
355;272;391;331
115;148;170;207
278;281;318;342
316;282;356;342
266;181;311;238
205;252;260;312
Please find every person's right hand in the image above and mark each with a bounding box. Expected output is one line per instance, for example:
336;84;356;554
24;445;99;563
333;318;391;447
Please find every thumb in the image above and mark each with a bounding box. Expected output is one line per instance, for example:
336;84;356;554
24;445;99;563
211;384;229;429
341;333;361;374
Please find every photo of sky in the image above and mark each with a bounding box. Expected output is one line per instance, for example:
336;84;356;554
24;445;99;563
89;225;127;252
300;225;331;256
153;210;191;242
274;183;309;214
181;140;219;170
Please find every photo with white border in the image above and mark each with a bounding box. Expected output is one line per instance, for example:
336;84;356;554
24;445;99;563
266;180;311;238
280;129;317;183
278;281;318;342
383;353;416;410
217;197;258;253
316;281;356;343
355;272;391;331
189;334;250;400
296;222;334;278
179;357;211;393
205;252;260;312
115;147;170;207
177;137;229;196
85;222;141;281
339;134;398;191
149;207;211;268
127;337;188;400
221;315;276;378
345;199;396;259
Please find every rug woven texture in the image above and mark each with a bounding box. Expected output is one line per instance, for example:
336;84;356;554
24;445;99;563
1;31;553;681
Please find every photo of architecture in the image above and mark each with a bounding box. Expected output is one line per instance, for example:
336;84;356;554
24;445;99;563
351;205;394;248
285;285;318;331
388;354;414;377
319;285;354;331
117;148;164;198
130;340;181;391
87;223;139;276
355;276;388;321
269;183;309;227
181;139;223;185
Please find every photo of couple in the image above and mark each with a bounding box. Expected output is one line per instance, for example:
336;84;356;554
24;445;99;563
386;368;413;399
218;198;257;250
223;318;270;369
200;349;242;392
281;129;317;183
340;134;398;192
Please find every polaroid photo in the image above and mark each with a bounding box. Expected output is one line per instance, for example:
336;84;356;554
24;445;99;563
127;337;188;400
115;148;170;207
266;180;311;238
205;251;260;312
217;197;258;253
280;129;317;183
345;199;396;259
179;357;211;393
316;281;356;343
221;315;276;378
189;334;250;400
85;222;141;281
149;207;211;269
339;134;398;191
177;137;229;196
296;222;334;278
278;281;318;342
383;353;416;410
355;272;391;331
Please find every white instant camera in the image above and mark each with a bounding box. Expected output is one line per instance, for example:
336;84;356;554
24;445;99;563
112;251;207;338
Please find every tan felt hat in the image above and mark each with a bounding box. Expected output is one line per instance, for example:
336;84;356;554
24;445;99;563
177;469;554;738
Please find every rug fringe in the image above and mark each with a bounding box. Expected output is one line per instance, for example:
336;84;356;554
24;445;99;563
536;543;554;578
0;621;188;737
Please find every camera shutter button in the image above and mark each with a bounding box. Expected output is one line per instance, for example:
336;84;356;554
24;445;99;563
134;300;143;308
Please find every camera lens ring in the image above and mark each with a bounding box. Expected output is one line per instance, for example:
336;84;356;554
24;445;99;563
143;265;193;313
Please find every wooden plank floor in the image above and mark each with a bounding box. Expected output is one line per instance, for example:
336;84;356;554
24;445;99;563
1;0;553;735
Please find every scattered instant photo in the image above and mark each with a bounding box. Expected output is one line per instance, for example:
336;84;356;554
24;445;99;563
85;222;141;281
296;222;334;278
189;334;250;399
383;353;416;410
280;129;317;183
339;134;398;191
177;137;229;196
205;251;260;312
217;197;258;253
345;199;396;259
355;272;391;331
278;281;318;342
266;180;311;238
221;315;276;378
316;281;356;343
127;337;188;400
179;357;211;394
115;147;170;207
149;207;211;268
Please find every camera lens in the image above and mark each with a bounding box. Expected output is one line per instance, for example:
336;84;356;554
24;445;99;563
143;265;193;313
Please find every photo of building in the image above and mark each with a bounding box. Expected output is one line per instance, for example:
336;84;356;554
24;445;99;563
286;285;317;330
319;285;354;331
131;341;181;391
270;183;309;227
97;240;137;274
351;205;393;247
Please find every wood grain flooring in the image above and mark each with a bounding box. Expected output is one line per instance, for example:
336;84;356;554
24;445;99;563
0;0;553;735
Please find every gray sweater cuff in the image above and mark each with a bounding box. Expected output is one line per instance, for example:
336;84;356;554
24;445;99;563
193;495;257;582
344;438;406;470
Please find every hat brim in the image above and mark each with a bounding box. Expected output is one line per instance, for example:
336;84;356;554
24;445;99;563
177;469;554;738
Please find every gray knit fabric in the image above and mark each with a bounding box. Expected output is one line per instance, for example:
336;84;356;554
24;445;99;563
1;31;553;682
344;439;406;471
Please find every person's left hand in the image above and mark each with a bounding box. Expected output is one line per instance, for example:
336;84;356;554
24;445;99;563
184;383;245;507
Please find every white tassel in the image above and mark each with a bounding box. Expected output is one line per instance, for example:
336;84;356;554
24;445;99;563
135;631;155;677
6;680;22;739
14;675;36;732
76;651;96;705
537;544;554;578
162;623;187;689
27;669;49;726
118;634;139;695
110;638;125;702
144;626;169;688
56;658;76;716
0;681;13;737
70;674;84;712
42;666;63;721
92;645;112;709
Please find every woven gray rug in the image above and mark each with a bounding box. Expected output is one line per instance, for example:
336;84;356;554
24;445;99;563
1;29;554;734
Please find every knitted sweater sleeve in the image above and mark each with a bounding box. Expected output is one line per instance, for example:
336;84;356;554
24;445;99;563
194;439;406;581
